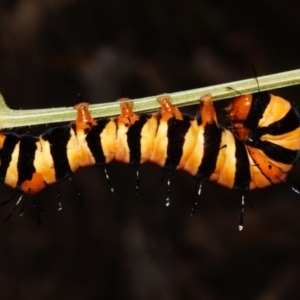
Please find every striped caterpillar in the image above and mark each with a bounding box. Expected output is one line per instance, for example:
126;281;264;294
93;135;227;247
0;92;299;228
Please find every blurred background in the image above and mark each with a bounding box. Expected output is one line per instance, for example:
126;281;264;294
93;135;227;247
1;0;300;299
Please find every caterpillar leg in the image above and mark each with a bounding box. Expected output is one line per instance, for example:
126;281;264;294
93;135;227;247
1;192;19;208
56;178;84;211
284;177;300;195
102;166;115;196
166;172;171;207
1;193;24;222
237;193;255;230
133;167;139;197
57;183;63;212
191;181;203;216
161;171;172;207
238;193;245;231
1;193;45;224
19;195;27;217
69;178;83;206
32;197;45;226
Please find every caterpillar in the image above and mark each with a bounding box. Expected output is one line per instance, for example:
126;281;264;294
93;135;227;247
0;92;299;228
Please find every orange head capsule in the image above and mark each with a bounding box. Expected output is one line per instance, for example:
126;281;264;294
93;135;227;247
226;94;253;122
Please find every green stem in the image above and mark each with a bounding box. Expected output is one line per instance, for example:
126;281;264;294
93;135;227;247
0;68;300;129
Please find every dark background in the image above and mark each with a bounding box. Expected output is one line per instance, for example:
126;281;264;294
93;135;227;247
1;0;300;299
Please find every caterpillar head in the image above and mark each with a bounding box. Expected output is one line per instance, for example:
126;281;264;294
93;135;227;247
225;94;253;142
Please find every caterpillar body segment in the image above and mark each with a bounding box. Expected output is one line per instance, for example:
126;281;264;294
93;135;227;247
115;99;157;165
